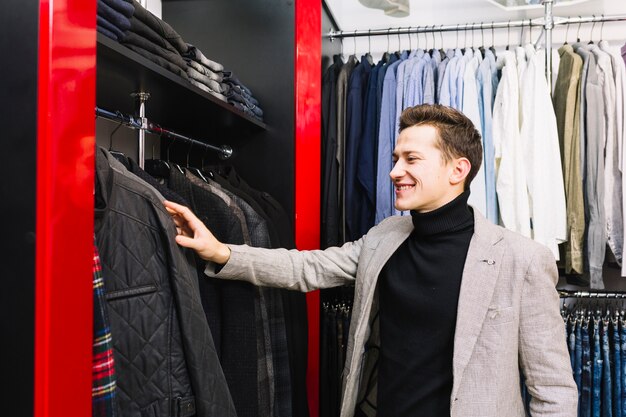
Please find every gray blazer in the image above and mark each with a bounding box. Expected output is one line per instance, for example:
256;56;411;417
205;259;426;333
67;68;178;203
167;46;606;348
206;209;578;417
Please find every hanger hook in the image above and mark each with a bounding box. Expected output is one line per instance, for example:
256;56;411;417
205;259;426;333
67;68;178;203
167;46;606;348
340;36;344;58
108;112;124;151
166;130;176;163
564;18;570;43
519;19;524;47
387;28;391;52
507;19;511;49
481;22;484;46
590;15;597;42
600;15;605;40
576;16;582;42
431;25;436;50
368;29;372;53
439;25;444;49
407;27;412;51
354;30;357;55
186;141;193;167
397;28;401;51
491;21;495;47
200;146;209;171
471;23;475;47
456;24;460;49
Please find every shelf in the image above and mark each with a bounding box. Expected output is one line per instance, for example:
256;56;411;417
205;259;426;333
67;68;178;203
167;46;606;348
96;33;267;141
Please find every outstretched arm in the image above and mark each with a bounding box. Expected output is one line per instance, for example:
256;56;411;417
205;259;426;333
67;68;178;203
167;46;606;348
164;200;231;264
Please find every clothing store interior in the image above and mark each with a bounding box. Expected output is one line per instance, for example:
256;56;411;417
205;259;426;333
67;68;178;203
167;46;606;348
5;0;626;416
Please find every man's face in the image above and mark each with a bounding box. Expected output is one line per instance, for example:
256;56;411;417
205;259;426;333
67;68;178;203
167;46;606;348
390;124;461;213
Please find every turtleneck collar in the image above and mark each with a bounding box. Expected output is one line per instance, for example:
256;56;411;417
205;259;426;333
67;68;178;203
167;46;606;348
410;190;473;237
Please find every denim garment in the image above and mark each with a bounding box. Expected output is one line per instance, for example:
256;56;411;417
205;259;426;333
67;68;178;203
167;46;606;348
185;44;224;72
187;66;223;93
602;320;613;417
569;318;577;371
189;79;227;101
478;49;499;224
97;25;119;41
122;31;187;70
620;321;626;416
97;0;131;32
101;0;134;18
583;320;592;417
185;59;223;82
223;71;252;96
131;0;187;55
602;321;613;417
97;16;125;40
577;320;583;391
231;101;263;120
614;320;622;417
593;321;603;417
375;51;407;224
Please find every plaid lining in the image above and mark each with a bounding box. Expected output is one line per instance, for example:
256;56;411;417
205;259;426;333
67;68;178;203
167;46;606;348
93;243;117;417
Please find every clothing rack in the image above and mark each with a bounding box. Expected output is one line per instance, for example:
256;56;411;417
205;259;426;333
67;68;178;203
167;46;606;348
326;9;626;90
95;106;233;168
558;290;626;299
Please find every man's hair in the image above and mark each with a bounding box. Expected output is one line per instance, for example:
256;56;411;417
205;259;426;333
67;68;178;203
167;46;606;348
399;104;483;190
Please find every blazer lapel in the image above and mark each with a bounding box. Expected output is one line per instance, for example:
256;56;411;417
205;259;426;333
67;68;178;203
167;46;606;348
451;210;505;401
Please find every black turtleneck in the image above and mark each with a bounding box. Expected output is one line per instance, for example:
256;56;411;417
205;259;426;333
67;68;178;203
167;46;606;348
377;191;474;417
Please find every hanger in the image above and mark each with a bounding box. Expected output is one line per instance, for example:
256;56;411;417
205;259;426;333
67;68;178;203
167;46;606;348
588;15;596;45
108;112;130;169
438;25;446;59
186;142;209;183
199;147;215;180
456;24;460;50
519;19;525;48
506;20;511;50
600;15;605;42
478;22;485;58
144;127;173;179
576;16;582;43
489;21;496;56
382;29;391;63
365;29;374;65
563;18;570;45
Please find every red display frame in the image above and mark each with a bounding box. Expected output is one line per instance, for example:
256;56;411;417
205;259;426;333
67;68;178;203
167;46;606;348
35;1;96;417
295;1;322;416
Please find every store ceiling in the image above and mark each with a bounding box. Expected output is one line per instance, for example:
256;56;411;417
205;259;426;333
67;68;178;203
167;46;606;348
324;0;623;32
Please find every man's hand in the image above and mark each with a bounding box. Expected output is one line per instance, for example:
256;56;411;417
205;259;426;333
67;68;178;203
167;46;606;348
164;200;231;264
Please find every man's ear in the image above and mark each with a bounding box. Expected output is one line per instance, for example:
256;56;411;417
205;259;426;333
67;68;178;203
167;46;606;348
449;157;471;186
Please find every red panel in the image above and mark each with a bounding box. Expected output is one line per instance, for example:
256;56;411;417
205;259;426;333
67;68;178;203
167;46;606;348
294;1;322;416
35;0;96;417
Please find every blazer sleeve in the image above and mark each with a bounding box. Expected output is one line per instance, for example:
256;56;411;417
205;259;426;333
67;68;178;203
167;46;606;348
203;238;363;292
519;245;578;416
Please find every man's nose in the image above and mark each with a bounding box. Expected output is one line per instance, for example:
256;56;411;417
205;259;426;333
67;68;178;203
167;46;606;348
389;161;404;179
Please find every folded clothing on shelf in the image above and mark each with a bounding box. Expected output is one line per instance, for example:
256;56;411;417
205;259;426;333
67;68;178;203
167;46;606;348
131;0;188;55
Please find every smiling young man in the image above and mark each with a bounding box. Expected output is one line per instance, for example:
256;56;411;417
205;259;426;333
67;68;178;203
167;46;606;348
165;104;577;417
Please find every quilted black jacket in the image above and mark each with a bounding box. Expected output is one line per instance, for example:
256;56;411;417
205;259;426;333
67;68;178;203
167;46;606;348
94;148;237;417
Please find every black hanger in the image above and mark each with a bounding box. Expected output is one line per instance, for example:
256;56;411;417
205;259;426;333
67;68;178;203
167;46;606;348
144;128;172;179
186;142;209;183
108;113;130;169
199;148;215;180
490;21;496;57
478;22;486;59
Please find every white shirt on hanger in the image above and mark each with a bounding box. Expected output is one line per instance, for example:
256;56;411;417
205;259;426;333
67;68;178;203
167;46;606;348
520;44;567;259
493;50;532;238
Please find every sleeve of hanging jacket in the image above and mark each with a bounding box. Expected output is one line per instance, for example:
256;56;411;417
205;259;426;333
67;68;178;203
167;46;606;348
519;45;567;260
493;51;532;238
